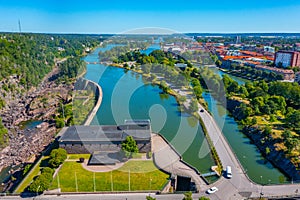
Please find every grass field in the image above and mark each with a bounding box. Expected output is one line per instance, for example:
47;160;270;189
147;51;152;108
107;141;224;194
49;160;169;192
67;154;91;160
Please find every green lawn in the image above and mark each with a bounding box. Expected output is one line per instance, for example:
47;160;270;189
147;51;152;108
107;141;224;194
50;160;169;192
67;154;91;160
130;153;145;159
15;156;49;193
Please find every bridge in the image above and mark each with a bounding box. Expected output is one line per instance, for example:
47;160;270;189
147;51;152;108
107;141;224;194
85;61;101;65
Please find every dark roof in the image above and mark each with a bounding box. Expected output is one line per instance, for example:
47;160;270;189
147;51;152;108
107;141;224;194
59;124;151;143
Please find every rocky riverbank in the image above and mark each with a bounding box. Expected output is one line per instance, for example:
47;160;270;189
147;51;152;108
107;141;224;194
243;126;300;181
225;97;300;181
0;64;73;172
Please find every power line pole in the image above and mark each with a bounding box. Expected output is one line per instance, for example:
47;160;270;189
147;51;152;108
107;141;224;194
18;19;22;33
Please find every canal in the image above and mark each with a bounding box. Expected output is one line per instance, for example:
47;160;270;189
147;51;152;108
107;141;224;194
83;44;288;184
84;45;215;175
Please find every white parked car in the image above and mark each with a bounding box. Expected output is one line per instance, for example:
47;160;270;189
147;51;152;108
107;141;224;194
206;186;218;194
226;165;232;178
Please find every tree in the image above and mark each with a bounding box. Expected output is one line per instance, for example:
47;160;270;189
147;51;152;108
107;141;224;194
0;97;5;109
193;86;203;99
23;164;32;176
141;64;151;74
182;191;193;200
227;81;239;94
282;129;293;139
121;136;139;158
48;148;67;168
28;175;49;193
28;168;54;193
146;196;156;200
251;117;257;126
189;99;199;113
0;117;8;147
286;110;300;129
199;197;210;200
263;126;272;136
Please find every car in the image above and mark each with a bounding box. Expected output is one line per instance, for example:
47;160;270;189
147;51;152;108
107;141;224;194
200;109;204;112
206;186;218;194
226;166;232;178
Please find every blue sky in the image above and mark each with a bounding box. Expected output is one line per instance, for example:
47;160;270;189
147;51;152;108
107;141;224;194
0;0;300;33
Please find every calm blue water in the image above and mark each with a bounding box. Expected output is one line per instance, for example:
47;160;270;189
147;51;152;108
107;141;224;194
83;44;288;184
140;44;161;55
203;92;287;184
209;67;248;85
83;46;215;174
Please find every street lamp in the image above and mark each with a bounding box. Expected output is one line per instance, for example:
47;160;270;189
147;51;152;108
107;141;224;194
36;185;40;197
259;176;264;199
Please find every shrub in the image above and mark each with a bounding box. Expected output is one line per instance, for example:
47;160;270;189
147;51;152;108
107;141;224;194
48;148;67;168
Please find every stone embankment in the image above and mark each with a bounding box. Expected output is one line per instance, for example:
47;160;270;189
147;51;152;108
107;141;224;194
243;127;300;181
81;79;103;126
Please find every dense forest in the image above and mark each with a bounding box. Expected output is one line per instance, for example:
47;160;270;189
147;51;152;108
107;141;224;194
0;33;101;88
0;33;104;147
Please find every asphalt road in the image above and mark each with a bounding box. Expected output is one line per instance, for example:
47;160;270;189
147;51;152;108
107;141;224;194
196;103;300;199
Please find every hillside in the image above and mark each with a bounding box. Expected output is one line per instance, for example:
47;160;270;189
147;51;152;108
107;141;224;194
0;33;103;170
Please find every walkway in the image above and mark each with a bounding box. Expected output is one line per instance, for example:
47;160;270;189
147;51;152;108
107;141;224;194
83;79;103;125
80;160;125;173
171;86;300;199
196;100;300;199
152;134;207;191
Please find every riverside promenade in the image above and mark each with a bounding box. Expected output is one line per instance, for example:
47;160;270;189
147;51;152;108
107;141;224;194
152;134;207;192
172;86;300;199
83;79;103;125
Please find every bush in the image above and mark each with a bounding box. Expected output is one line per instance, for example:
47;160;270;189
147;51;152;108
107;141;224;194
183;191;193;200
121;136;138;158
146;196;156;200
22;164;32;176
41;167;54;177
48;148;67;168
28;174;51;193
28;168;54;193
199;197;210;200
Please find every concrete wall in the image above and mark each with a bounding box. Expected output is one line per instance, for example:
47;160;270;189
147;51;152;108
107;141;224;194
60;140;151;154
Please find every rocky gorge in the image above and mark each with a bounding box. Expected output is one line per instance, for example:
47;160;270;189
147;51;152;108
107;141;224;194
0;64;73;174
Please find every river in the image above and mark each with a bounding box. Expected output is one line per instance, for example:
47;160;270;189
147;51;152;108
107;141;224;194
83;44;288;185
205;67;288;184
84;45;215;175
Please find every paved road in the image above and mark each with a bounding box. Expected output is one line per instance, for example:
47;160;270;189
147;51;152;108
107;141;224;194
0;193;222;200
172;86;300;199
196;102;300;199
152;134;207;191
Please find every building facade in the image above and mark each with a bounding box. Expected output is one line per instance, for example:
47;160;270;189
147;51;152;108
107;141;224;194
58;121;152;154
275;51;300;68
